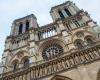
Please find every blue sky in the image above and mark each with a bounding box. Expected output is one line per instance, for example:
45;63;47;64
0;0;100;61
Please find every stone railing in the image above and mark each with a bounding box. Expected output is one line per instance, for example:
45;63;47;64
1;41;100;80
37;23;58;40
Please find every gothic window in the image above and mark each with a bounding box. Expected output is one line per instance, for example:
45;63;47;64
19;23;23;34
85;36;93;44
13;62;18;71
42;44;63;60
64;8;72;16
25;21;29;32
23;58;29;68
86;38;93;44
73;20;80;27
75;40;84;49
76;42;83;49
58;11;65;18
66;23;72;31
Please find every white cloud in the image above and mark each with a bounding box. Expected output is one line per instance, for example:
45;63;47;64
0;0;32;14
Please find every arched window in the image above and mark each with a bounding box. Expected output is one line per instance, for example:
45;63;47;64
19;23;23;34
66;23;72;31
25;21;29;32
13;61;18;71
73;20;80;27
42;44;63;60
23;58;29;68
75;39;84;49
58;11;65;18
85;36;94;45
86;38;93;44
64;8;72;16
76;42;83;49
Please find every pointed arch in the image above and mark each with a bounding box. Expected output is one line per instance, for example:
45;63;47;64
51;75;72;80
21;56;29;68
8;50;30;68
74;39;84;49
84;35;95;44
71;30;95;43
11;59;19;71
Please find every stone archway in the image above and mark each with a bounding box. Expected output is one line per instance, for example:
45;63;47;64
51;75;72;80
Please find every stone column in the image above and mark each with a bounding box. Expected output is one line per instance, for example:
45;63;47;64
23;22;26;33
15;24;19;35
57;21;69;44
10;22;15;35
30;17;38;28
54;10;61;20
29;28;38;63
30;17;34;28
55;24;61;34
50;11;56;22
72;3;80;12
68;5;76;15
57;21;66;31
62;9;68;18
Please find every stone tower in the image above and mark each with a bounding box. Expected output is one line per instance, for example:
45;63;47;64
0;1;100;80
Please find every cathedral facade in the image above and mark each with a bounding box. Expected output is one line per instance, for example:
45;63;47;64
0;1;100;80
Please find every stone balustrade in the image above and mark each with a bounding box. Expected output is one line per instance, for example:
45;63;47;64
37;23;58;40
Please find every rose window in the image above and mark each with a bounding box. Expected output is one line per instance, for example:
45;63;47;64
42;44;63;60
